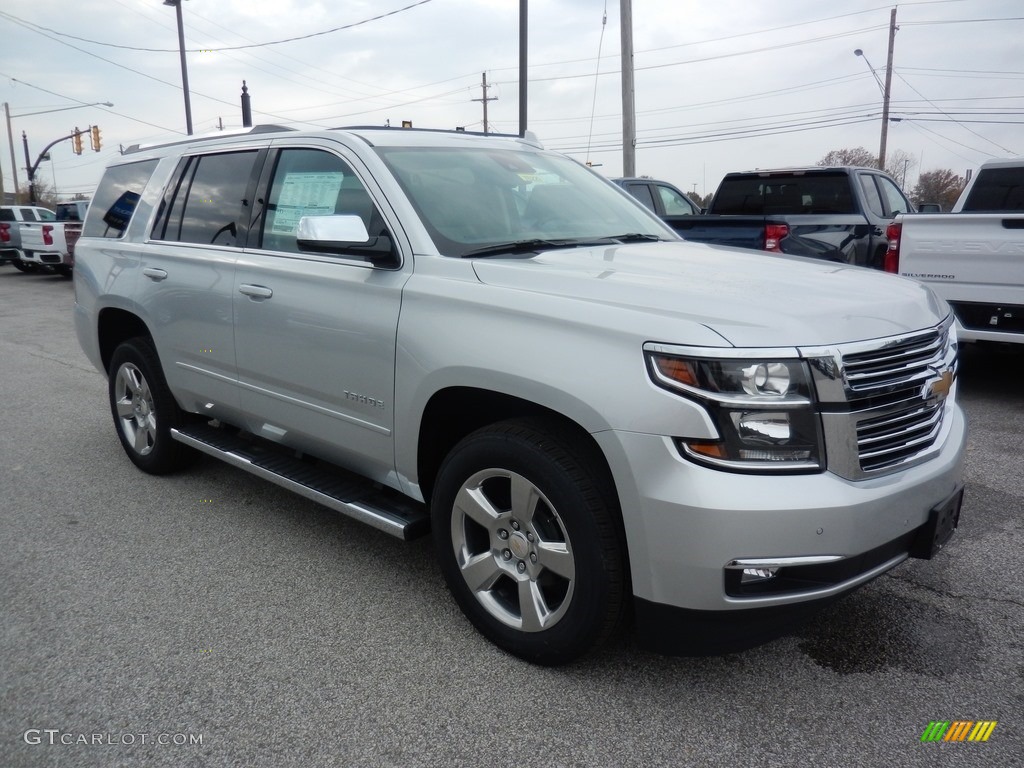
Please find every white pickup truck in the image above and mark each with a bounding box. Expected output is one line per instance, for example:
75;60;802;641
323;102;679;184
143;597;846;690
886;157;1024;345
19;199;89;276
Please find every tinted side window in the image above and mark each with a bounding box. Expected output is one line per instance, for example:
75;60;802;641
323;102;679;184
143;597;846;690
155;151;259;246
84;160;158;238
0;208;13;222
858;175;885;217
876;175;911;216
656;184;697;215
20;208;39;222
623;183;656;211
36;209;56;221
961;167;1024;211
260;148;382;254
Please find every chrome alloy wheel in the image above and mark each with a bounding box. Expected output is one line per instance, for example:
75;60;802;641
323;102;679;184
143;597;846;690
113;362;157;456
450;468;576;632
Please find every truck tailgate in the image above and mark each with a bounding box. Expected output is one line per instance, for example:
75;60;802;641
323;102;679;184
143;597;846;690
900;214;1024;303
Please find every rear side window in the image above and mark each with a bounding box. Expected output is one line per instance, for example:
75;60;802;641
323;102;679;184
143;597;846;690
84;160;158;238
0;209;13;222
858;175;885;217
19;208;39;222
622;183;656;211
154;151;260;246
961;167;1024;211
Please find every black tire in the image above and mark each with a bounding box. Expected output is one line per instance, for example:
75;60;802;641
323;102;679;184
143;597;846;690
55;265;73;277
11;260;37;273
108;337;195;475
431;418;627;665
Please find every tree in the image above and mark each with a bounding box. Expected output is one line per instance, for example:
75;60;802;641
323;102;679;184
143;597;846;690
912;169;966;212
818;147;918;189
886;149;918;189
818;147;877;168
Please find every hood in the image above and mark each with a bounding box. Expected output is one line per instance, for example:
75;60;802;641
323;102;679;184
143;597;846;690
471;241;949;348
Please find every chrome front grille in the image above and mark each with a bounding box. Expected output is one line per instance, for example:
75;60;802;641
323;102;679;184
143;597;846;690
803;318;957;480
843;326;947;397
856;397;945;471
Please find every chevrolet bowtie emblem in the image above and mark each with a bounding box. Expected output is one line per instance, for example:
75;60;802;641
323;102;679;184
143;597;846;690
925;369;955;401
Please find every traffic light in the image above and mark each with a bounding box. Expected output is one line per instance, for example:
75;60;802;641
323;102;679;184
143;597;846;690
90;125;102;152
72;128;83;155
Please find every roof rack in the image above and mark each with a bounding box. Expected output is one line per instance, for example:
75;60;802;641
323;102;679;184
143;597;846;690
122;124;295;155
335;125;543;147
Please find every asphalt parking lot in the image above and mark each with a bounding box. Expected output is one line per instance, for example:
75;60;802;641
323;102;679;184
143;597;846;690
1;268;1021;768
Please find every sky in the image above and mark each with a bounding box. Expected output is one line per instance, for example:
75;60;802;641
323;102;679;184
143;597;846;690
1;0;1021;202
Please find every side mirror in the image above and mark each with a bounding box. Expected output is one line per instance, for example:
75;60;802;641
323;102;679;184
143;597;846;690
296;214;397;265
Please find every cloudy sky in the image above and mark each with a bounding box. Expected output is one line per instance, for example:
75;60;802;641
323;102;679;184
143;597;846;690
1;0;1021;201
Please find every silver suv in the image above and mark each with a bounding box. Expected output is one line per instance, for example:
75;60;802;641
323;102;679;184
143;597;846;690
74;125;966;664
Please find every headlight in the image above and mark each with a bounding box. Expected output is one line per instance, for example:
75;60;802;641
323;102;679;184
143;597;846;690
647;352;823;473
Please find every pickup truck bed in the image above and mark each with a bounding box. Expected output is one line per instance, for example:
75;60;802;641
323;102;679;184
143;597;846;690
670;167;914;268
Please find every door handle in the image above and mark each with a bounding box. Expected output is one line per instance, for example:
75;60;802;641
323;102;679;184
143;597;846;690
238;284;273;299
142;267;168;281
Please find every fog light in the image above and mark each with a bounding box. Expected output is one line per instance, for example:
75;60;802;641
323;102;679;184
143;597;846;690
741;567;778;584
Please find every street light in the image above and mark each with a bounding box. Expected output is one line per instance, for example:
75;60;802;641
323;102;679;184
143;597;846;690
163;0;193;135
851;48;892;171
3;101;113;200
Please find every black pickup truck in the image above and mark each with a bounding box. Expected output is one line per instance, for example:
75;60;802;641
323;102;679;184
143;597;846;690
663;167;914;269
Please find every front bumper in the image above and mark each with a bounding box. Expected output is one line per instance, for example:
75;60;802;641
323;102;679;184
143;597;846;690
594;403;966;650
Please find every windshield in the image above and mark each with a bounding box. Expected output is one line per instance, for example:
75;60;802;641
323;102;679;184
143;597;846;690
374;145;673;257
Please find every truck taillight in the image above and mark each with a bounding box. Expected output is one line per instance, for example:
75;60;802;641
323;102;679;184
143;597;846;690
0;223;9;243
764;224;788;253
884;222;901;273
42;225;54;246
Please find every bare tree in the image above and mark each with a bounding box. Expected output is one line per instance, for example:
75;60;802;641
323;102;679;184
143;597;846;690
818;147;877;168
818;147;917;188
912;169;966;212
886;149;917;189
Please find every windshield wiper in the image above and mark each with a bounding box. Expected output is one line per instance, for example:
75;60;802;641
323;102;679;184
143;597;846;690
605;233;665;243
460;234;665;258
461;239;601;258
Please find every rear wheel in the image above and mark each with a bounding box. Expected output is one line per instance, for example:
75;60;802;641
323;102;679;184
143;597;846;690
55;265;72;277
108;337;195;474
431;419;627;665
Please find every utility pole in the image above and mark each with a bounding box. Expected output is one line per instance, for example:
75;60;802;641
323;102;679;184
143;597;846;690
164;0;193;135
472;73;498;134
620;0;636;177
879;7;897;171
4;103;19;199
519;0;527;137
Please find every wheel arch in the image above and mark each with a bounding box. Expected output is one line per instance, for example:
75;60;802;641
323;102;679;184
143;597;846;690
97;308;153;374
416;386;621;516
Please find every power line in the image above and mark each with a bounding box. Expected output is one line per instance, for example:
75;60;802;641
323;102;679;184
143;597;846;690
0;2;436;53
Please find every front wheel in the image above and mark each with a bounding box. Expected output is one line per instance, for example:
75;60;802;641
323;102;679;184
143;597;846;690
431;419;627;665
108;337;195;474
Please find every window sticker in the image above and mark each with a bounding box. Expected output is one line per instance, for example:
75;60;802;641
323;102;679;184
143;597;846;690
269;172;345;235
